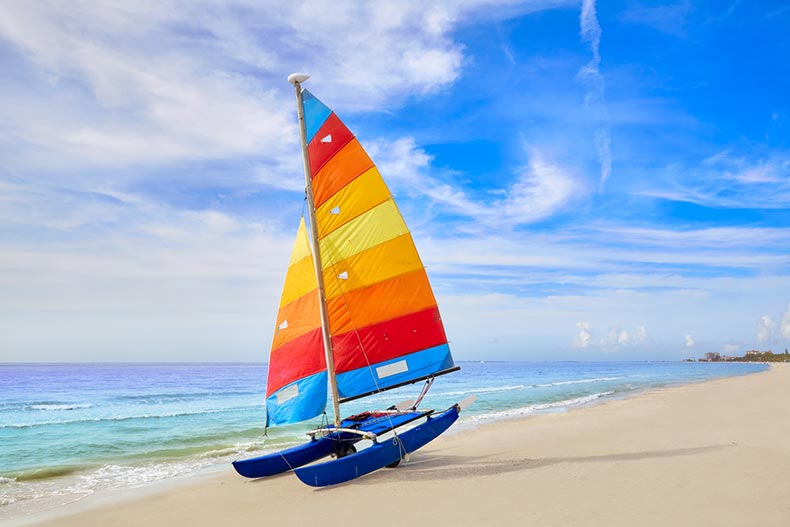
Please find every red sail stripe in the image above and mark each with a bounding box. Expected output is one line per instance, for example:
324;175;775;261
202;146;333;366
267;328;325;396
307;112;355;176
331;307;448;374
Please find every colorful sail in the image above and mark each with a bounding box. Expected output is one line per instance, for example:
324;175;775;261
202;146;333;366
265;88;455;426
265;218;326;426
303;89;455;401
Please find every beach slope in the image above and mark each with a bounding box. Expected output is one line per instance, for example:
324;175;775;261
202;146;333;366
22;364;790;526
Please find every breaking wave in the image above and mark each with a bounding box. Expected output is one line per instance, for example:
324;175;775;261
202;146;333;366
465;391;616;423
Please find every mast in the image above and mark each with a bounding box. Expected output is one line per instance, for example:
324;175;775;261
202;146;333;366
288;73;342;428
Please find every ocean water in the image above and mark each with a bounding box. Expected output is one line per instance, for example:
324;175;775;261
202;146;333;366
0;361;767;518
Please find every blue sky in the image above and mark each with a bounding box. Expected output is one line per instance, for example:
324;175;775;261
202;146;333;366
1;0;788;362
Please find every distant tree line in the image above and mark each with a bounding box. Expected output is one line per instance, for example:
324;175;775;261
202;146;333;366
697;349;790;362
732;349;790;362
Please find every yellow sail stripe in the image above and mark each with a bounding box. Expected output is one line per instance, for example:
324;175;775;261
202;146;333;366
278;218;318;308
272;218;320;347
315;166;390;239
279;256;318;307
323;234;423;300
318;199;407;268
288;218;313;266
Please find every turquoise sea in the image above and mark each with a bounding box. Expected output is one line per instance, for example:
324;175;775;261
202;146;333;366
0;361;767;518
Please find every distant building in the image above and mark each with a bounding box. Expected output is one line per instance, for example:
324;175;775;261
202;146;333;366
745;350;761;357
704;352;721;361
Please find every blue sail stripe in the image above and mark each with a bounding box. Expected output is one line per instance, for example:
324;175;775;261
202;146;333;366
336;344;454;399
302;89;332;144
266;371;328;426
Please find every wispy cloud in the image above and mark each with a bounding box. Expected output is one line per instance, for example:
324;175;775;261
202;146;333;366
638;150;790;208
369;137;579;229
1;1;787;361
620;1;693;37
577;0;612;191
0;0;476;171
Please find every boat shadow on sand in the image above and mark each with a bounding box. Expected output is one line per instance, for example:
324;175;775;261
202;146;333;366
314;443;737;486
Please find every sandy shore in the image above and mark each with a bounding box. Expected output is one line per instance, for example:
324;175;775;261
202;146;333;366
15;364;790;527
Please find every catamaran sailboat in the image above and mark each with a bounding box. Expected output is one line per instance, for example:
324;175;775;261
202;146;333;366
232;74;470;487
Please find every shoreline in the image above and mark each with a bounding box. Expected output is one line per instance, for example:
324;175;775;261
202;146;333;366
4;362;761;513
8;363;788;526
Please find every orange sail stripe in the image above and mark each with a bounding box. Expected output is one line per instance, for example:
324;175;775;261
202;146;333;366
332;307;447;374
326;268;438;335
307;112;355;175
267;328;325;396
323;234;423;300
311;139;373;208
315;166;390;239
271;289;321;350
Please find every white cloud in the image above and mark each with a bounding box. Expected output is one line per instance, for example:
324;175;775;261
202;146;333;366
1;0;579;170
640;151;790;209
1;0;787;363
755;305;790;346
757;315;777;343
370;138;578;228
569;320;649;350
0;0;483;170
574;321;591;347
498;151;578;225
685;334;695;347
0;200;294;360
781;303;790;341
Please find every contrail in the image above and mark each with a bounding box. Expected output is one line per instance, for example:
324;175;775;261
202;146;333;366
577;0;612;191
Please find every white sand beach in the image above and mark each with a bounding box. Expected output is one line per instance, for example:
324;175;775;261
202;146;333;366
15;364;790;527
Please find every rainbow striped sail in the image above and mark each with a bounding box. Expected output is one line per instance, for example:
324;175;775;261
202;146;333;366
265;88;456;426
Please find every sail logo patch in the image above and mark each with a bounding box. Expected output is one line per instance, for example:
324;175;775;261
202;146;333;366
376;360;408;379
276;384;299;404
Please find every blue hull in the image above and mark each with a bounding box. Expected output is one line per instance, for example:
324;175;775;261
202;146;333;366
233;410;433;478
232;431;359;478
294;405;460;487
